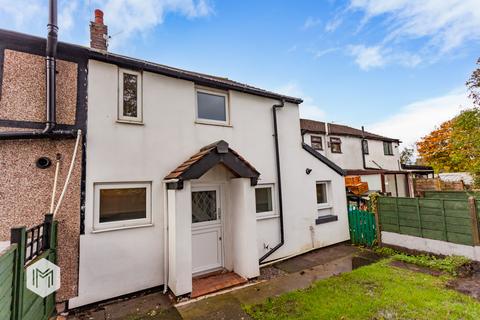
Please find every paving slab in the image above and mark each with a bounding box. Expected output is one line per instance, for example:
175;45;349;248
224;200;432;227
68;244;373;320
177;244;367;319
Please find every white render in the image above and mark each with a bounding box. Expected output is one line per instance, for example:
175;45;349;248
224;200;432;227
382;231;480;261
303;132;401;171
303;130;409;197
70;60;350;307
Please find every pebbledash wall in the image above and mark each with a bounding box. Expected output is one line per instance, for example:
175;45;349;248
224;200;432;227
0;32;88;302
69;59;350;307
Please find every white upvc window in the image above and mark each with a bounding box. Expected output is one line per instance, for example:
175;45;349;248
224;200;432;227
316;181;332;210
255;184;276;219
118;68;143;123
93;182;152;232
195;88;230;126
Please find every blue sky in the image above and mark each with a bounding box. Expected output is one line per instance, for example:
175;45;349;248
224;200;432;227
1;0;479;147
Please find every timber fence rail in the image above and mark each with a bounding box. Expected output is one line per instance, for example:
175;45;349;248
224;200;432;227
0;214;57;320
378;196;480;246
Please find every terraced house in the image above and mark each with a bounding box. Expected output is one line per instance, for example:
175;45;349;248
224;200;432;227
0;2;350;310
300;119;413;197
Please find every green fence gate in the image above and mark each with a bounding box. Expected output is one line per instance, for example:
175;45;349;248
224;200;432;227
348;208;377;246
0;214;57;320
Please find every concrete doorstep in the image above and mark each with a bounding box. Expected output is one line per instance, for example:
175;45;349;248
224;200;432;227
67;244;376;320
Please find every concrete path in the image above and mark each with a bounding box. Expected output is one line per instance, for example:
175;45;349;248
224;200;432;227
68;244;377;320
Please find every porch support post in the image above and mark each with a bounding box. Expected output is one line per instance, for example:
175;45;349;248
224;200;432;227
230;178;260;279
167;181;192;296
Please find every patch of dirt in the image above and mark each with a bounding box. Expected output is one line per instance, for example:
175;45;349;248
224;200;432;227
448;262;480;301
389;260;444;276
259;266;286;281
448;274;480;301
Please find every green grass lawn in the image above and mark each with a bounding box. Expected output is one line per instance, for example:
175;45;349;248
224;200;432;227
244;259;480;320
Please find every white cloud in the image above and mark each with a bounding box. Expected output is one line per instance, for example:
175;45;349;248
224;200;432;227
368;88;471;148
0;0;213;48
302;17;321;30
275;82;326;121
0;0;43;30
348;44;422;70
314;47;339;59
349;0;480;53
348;45;386;70
325;15;342;32
94;0;213;48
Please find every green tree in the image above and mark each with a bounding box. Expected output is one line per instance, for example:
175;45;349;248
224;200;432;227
417;109;480;187
451;108;480;186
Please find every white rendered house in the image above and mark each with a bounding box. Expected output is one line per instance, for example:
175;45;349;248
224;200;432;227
67;12;350;307
301;119;412;197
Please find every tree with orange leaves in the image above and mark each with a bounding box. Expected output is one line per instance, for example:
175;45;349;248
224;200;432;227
417;119;460;172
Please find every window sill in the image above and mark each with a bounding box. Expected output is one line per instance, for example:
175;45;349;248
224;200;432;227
256;214;280;221
315;215;338;225
92;223;153;233
317;205;333;210
195;120;232;128
116;120;144;126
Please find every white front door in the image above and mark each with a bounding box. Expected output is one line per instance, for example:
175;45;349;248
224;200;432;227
191;185;224;275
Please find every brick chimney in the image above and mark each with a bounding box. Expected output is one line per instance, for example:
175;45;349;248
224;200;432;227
90;9;108;51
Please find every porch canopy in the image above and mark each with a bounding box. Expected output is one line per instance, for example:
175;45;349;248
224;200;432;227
165;140;260;189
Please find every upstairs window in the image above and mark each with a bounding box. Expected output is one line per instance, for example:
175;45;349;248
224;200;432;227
311;135;323;151
383;141;393;155
362;139;369;154
330;137;342;153
196;89;229;125
118;69;142;123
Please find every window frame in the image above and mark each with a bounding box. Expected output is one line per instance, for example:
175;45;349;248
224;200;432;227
254;184;277;219
330;137;342;153
316;181;332;210
195;87;230;126
93;181;152;232
310;135;323;151
383;141;394;156
362;139;369;154
118;68;143;124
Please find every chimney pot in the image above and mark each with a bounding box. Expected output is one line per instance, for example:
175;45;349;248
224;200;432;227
94;9;104;24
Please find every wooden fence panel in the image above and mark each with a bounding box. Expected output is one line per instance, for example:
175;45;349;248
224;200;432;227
0;216;57;320
378;196;479;246
0;246;17;320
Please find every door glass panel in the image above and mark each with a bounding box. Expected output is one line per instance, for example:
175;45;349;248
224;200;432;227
192;190;217;223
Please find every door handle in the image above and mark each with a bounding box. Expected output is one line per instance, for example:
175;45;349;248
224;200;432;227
219;236;222;241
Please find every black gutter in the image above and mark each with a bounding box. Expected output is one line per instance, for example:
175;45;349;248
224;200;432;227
259;101;285;263
0;0;76;141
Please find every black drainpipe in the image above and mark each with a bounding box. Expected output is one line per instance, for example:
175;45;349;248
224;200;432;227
0;0;75;141
259;100;285;264
361;126;381;171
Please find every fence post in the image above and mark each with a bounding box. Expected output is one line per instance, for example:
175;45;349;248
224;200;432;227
441;200;448;242
416;198;423;238
10;226;26;320
43;214;53;251
374;202;382;246
468;197;480;246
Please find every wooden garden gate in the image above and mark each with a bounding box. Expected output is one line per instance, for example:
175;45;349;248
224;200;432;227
348;208;377;246
0;214;57;320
